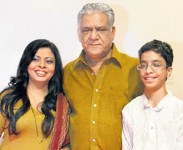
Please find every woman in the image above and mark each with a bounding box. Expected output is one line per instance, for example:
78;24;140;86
0;39;69;149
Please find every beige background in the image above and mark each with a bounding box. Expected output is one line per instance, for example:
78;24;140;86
0;0;182;99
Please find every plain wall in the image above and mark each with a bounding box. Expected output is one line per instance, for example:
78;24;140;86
0;0;183;99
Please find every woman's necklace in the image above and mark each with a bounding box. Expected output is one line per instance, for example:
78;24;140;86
30;106;44;143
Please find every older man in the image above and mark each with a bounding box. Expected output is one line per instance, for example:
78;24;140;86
64;3;143;150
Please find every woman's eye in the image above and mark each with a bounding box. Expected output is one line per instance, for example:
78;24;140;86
32;56;39;61
46;59;54;64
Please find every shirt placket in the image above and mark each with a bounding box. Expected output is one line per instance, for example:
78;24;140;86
90;66;107;150
145;109;157;150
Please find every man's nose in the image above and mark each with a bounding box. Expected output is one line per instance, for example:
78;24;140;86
90;29;99;40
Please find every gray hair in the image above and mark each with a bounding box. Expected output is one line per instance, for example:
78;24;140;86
77;3;115;28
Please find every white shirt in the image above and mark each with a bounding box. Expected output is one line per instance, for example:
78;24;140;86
122;92;183;150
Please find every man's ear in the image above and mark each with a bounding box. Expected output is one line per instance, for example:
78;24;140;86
77;28;82;42
111;26;116;41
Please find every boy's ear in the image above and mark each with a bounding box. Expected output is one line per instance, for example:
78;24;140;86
167;67;172;78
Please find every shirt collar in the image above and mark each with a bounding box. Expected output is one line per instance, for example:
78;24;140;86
143;91;172;112
73;43;123;70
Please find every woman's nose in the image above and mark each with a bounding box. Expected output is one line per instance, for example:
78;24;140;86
39;60;46;68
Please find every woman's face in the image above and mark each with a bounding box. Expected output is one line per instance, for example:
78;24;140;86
28;47;55;86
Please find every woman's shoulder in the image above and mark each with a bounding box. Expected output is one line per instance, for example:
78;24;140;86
0;89;13;99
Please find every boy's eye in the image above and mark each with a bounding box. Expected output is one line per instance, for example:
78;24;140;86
153;63;162;68
140;64;147;69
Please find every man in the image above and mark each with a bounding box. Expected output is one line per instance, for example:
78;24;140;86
122;40;183;150
64;3;143;150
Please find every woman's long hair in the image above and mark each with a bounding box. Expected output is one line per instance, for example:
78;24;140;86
0;39;64;137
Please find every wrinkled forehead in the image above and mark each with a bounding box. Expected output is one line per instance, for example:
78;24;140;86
78;13;111;30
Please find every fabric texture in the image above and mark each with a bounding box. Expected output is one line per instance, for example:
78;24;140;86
48;93;70;150
64;44;143;150
122;92;183;150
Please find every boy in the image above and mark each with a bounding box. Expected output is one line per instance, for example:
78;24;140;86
122;39;183;150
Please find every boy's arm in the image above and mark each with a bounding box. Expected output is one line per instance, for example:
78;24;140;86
122;107;133;150
176;114;183;150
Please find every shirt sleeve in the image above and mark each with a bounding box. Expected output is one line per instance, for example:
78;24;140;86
122;106;133;150
176;112;183;149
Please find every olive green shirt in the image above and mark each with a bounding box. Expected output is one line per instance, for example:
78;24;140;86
63;44;143;150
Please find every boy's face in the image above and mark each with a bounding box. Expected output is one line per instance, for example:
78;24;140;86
139;51;172;91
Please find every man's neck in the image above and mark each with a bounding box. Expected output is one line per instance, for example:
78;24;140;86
85;50;112;74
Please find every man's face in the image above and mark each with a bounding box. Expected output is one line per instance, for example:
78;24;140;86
78;12;115;60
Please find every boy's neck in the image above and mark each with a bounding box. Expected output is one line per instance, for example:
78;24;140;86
144;86;168;107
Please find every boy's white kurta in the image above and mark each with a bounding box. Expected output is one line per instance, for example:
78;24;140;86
122;92;183;150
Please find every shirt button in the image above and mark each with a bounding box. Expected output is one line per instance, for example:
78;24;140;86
95;89;99;92
92;72;95;75
92;120;96;124
93;104;97;107
92;139;96;142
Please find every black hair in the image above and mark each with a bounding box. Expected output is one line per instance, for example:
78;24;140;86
0;39;64;137
138;39;174;67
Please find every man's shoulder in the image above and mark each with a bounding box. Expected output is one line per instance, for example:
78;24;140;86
64;59;78;71
119;52;139;64
113;47;139;67
112;44;139;65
